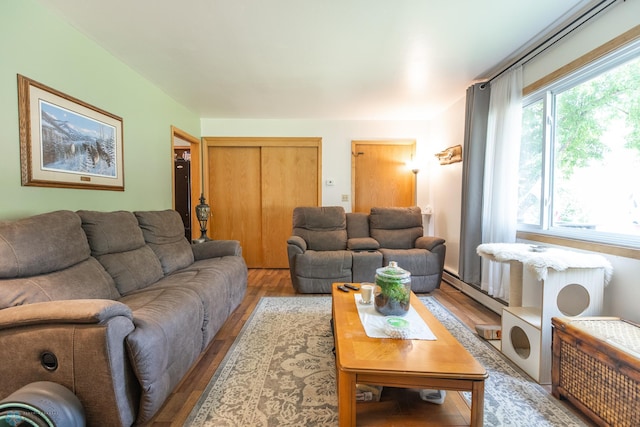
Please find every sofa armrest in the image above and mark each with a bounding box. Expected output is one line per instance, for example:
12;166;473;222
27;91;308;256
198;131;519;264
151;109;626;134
347;237;380;251
415;236;446;251
0;299;132;330
0;299;138;426
287;235;307;253
191;240;242;260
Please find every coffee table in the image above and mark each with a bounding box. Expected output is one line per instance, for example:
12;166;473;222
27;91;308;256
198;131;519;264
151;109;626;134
331;283;487;426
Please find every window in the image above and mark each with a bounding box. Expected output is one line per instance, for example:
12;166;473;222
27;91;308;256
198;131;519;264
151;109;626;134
518;40;640;246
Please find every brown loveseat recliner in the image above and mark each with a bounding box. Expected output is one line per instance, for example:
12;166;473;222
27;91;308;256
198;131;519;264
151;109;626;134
287;206;445;293
0;209;248;426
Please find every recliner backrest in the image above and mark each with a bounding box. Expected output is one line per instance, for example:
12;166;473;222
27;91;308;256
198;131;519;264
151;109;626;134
292;206;347;250
346;212;370;238
0;210;121;308
0;210;90;279
135;210;194;275
78;210;164;295
369;206;423;249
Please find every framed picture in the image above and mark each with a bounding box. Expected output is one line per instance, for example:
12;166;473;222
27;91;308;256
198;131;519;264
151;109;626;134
18;74;124;191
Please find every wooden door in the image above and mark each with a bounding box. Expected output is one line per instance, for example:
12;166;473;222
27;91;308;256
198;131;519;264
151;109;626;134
262;146;319;267
208;146;263;266
204;137;321;268
352;140;416;213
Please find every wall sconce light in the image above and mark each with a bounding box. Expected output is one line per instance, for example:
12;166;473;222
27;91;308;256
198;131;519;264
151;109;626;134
193;193;212;243
434;145;462;165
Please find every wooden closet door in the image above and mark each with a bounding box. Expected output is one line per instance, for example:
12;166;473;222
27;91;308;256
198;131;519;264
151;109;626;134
208;146;263;267
262;146;318;268
205;137;321;269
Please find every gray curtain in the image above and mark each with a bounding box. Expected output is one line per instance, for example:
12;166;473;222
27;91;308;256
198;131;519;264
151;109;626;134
458;82;491;285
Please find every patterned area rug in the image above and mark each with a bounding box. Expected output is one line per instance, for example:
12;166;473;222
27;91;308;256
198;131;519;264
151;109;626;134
185;296;586;426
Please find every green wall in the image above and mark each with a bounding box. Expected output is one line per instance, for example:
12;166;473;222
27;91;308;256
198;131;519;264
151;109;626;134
0;1;200;220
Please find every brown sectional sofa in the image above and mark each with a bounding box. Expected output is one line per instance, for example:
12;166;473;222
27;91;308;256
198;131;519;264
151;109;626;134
0;209;248;426
287;206;446;293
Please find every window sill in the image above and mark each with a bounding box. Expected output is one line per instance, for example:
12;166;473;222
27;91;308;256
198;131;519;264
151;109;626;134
516;231;640;260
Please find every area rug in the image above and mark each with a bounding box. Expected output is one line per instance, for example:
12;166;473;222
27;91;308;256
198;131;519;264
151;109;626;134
185;296;586;426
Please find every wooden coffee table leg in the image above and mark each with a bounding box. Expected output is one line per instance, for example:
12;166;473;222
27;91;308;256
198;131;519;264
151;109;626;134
337;367;356;426
470;380;485;427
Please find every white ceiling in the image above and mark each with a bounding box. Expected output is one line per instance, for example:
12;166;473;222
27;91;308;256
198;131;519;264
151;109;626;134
37;0;592;120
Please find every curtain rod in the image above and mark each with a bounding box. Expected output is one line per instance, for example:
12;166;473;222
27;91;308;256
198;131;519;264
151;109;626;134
485;0;621;85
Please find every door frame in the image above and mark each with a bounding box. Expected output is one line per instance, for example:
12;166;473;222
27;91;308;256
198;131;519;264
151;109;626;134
351;139;416;212
171;126;201;237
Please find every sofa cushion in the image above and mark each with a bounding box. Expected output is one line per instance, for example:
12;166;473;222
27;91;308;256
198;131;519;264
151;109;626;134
78;210;164;295
0;257;120;309
292;206;347;251
150;255;248;347
379;248;440;276
120;287;204;424
96;248;165;295
135;210;194;275
0;210;90;279
78;210;146;256
295;250;352;278
369;207;424;249
175;256;249;336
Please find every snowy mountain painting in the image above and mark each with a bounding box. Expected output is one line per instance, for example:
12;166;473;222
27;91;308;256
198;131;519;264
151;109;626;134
39;100;117;178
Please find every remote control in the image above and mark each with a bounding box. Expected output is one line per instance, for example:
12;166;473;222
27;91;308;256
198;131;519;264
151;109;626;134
337;285;350;292
343;283;360;291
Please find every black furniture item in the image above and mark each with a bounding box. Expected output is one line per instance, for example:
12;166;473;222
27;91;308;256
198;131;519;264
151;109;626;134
174;158;191;241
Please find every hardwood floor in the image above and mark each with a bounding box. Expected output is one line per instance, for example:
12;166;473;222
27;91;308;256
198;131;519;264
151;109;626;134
147;269;582;426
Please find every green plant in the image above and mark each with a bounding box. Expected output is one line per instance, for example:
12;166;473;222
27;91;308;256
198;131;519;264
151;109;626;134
376;274;409;305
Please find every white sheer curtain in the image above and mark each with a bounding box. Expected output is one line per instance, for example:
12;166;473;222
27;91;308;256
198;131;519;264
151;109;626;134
480;67;523;300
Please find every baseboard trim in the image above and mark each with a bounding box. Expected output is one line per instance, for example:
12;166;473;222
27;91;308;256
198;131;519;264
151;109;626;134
442;271;505;316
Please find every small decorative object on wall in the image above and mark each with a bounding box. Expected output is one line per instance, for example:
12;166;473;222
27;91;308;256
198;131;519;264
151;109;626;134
18;74;124;191
434;144;462;165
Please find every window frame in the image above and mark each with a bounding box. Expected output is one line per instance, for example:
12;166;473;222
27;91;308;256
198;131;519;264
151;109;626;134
518;34;640;253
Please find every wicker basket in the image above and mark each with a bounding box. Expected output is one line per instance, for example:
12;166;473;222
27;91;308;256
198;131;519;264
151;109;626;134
552;317;640;427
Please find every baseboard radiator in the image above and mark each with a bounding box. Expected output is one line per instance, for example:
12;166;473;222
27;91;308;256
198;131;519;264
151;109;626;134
441;270;506;315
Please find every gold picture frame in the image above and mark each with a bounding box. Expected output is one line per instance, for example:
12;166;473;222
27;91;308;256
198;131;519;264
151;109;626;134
18;74;124;191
